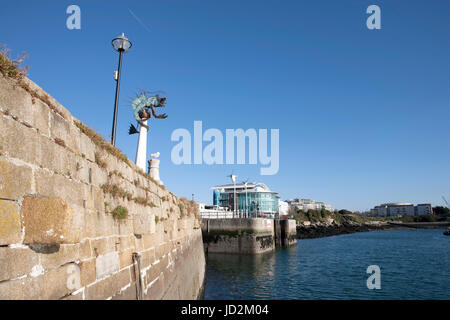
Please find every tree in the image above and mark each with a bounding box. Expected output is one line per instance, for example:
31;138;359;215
433;206;450;216
338;209;352;215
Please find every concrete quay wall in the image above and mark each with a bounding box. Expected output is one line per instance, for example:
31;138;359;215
202;218;297;254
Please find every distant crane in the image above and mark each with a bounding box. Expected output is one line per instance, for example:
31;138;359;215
443;196;450;209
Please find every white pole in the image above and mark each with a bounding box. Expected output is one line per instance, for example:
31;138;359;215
245;183;248;218
135;120;148;171
234;182;236;218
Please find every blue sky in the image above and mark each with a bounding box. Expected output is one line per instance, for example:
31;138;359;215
2;0;450;211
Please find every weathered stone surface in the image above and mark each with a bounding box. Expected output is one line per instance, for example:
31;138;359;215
0;74;206;300
86;268;130;300
21;196;82;244
0;115;40;164
39;243;80;269
91;237;116;256
0;272;45;300
50;112;80;154
62;289;84;300
32;100;51;136
0;246;39;281
80;239;92;259
41;263;81;299
95;251;120;280
133;209;156;235
119;249;133;269
36;134;72;176
0;158;33;200
35;171;85;208
78;131;96;162
0;199;21;245
19;76;72;120
112;282;136;300
140;247;156;269
0;76;33;124
79;259;96;286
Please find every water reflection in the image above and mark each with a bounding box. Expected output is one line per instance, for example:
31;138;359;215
204;230;450;300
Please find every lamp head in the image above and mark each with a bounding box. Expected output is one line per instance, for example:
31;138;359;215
112;33;132;52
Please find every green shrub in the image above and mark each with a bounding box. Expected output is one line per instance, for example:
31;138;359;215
111;206;128;220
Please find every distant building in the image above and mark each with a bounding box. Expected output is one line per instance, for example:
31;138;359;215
415;204;433;215
370;203;433;217
278;200;289;217
287;198;333;212
212;182;280;218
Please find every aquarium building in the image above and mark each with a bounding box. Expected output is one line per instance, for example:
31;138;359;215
212;182;279;218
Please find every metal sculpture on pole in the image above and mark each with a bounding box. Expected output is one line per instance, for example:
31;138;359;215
129;92;167;172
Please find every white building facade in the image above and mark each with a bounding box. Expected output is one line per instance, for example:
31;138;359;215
286;198;333;212
278;200;289;217
198;203;233;219
370;203;433;217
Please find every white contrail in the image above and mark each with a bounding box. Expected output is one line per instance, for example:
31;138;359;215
128;8;151;33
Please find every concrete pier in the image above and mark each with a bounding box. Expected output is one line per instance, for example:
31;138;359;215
202;218;297;254
274;219;297;247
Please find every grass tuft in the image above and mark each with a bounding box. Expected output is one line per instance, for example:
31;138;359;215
111;206;128;220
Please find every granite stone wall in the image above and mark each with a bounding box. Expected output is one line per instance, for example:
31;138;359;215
0;73;205;300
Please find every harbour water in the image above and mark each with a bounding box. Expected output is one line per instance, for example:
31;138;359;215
204;229;450;299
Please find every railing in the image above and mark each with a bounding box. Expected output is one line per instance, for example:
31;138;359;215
200;210;279;219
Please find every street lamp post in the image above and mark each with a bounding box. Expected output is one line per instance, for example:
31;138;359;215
111;33;132;146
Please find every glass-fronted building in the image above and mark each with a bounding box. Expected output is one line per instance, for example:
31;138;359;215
212;182;279;218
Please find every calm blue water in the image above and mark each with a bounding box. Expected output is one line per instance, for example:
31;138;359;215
204;229;450;299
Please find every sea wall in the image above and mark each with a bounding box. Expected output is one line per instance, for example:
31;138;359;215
274;219;297;247
0;73;205;300
202;218;275;254
296;220;450;240
296;221;395;239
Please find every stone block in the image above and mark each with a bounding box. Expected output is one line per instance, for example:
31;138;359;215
0;158;33;200
43;263;81;299
144;264;161;289
39;243;80;269
112;282;136;300
80;239;92;259
0;246;39;281
36;134;68;174
91;237;115;256
117;235;134;252
85;267;130;300
0;115;40;164
0;76;33;124
119;249;133;269
21;196;82;244
133;210;155;235
144;272;164;300
19;77;72;120
32;100;51;136
35;170;85;208
0;272;45;300
79;259;96;286
0;247;39;282
140;248;156;269
0;199;21;245
95;251;119;280
79;131;96;162
50;112;80;153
